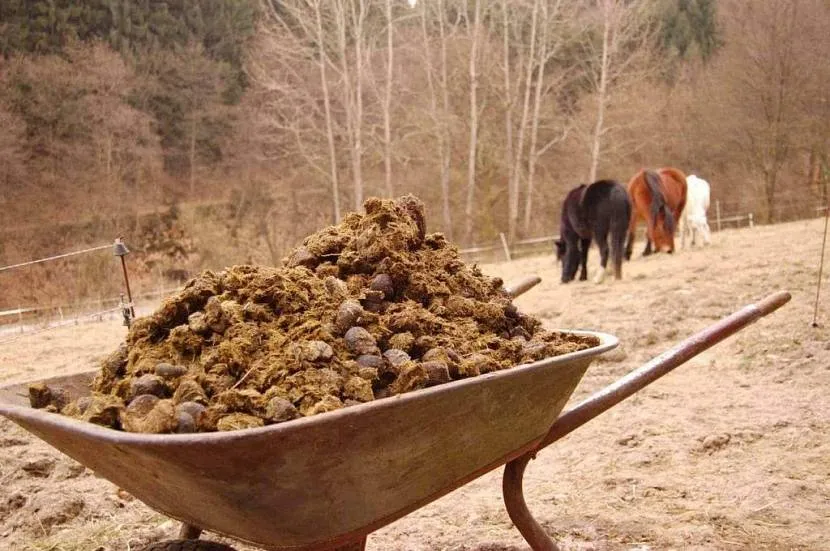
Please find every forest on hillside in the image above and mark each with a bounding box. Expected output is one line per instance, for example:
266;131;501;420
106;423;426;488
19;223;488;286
1;0;830;308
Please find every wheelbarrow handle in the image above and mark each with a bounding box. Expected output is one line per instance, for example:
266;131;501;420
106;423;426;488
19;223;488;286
537;290;792;451
504;276;542;299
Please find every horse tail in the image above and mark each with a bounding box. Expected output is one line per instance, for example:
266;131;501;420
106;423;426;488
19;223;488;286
645;170;674;234
663;205;676;235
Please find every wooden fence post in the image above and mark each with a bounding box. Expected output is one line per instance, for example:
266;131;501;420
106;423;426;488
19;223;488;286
499;233;512;262
716;200;722;232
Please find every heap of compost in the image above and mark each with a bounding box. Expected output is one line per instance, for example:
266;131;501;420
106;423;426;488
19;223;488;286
30;195;599;433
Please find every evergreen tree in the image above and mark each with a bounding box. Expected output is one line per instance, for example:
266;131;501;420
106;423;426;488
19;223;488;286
660;0;722;62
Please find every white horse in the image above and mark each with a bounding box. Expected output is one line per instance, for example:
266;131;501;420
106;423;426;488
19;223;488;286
680;174;711;248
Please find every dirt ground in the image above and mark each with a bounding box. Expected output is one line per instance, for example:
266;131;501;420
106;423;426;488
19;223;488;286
1;218;828;551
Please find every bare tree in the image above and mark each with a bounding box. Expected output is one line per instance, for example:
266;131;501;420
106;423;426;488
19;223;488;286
523;0;571;233
584;0;656;184
500;0;516;240
714;0;820;221
315;0;342;222
506;0;541;243
464;0;482;244
382;0;395;197
334;0;369;211
420;0;454;237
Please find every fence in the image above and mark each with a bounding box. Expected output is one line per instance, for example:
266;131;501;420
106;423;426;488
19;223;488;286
460;190;829;264
2;190;827;335
0;239;172;342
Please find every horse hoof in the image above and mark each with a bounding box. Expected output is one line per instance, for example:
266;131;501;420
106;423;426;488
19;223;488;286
593;272;605;284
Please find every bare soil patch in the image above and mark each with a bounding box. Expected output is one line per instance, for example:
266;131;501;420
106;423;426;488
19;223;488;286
1;218;828;550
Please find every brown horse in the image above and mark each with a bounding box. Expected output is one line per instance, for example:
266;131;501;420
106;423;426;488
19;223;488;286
625;167;687;258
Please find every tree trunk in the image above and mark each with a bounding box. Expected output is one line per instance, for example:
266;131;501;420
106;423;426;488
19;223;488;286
335;0;363;213
422;0;453;238
523;0;553;234
352;0;366;211
190;116;197;196
383;0;394;198
509;0;541;243
588;0;614;184
464;0;482;245
502;2;515;237
438;0;453;239
314;0;341;223
764;170;776;223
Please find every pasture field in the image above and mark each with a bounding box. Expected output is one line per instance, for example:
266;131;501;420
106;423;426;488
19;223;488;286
1;218;828;551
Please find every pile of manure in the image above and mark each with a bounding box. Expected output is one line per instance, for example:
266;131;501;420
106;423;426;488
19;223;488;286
30;195;598;433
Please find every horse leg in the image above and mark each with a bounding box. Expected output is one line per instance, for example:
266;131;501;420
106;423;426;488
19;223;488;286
643;215;656;256
679;214;687;249
578;237;591;281
702;221;711;245
642;237;653;256
668;206;683;254
611;227;626;280
625;211;638;261
593;220;610;283
593;238;609;284
562;238;577;283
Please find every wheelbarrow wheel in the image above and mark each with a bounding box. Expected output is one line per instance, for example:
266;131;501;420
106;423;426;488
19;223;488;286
141;540;237;551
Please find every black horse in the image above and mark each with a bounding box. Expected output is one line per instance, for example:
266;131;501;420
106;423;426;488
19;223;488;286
555;179;632;283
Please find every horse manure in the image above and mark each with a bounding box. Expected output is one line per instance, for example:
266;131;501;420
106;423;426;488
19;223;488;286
422;361;451;386
265;397;299;423
38;194;599;433
216;413;264;432
128;374;168;400
155;362;187;379
28;383;61;410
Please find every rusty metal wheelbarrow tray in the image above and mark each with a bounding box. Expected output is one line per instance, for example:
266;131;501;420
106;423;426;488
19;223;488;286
0;290;791;551
0;330;616;550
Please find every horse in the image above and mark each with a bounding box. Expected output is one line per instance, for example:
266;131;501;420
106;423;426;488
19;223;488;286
625;167;687;259
555;179;632;284
680;174;712;248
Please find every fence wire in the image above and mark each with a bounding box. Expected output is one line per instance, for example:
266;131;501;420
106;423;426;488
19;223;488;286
0;240;134;341
0;243;112;273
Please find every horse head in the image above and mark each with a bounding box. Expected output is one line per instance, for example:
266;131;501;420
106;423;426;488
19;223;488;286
554;239;566;261
554;238;579;283
651;219;676;253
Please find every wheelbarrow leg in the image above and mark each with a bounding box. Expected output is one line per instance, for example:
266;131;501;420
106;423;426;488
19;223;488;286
503;454;560;551
179;522;202;539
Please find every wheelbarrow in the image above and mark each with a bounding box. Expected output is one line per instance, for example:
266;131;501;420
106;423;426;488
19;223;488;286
0;282;790;551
